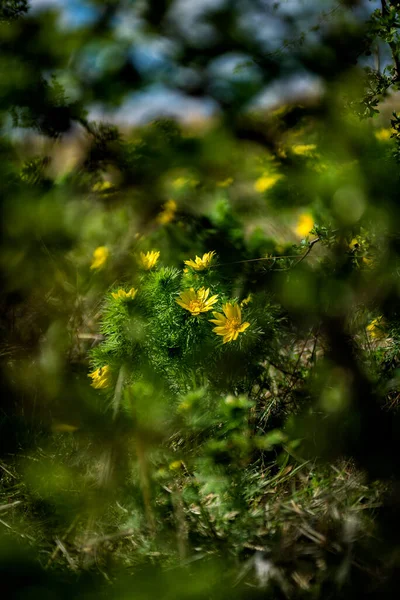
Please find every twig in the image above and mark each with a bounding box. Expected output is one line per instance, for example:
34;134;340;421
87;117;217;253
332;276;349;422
0;500;21;512
55;538;77;571
46;516;79;568
267;359;304;381
0;518;11;529
293;237;321;266
209;255;300;269
81;528;136;550
273;237;321;271
0;461;16;479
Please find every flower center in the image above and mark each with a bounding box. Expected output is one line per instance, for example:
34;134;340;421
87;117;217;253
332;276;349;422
228;318;241;331
189;300;203;314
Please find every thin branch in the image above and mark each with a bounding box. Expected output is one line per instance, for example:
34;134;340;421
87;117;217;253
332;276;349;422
0;461;16;479
55;538;77;571
272;237;322;271
81;528;135;550
0;501;21;512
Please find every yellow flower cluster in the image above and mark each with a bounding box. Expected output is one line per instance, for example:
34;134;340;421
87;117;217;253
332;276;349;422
184;251;215;271
90;246;109;270
112;288;137;301
90;248;252;392
89;365;111;389
157;199;177;225
176;267;251;343
139;250;160;270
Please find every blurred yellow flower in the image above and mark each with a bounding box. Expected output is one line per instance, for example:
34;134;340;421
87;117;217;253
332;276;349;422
254;173;283;193
90;246;109;270
92;180;114;192
292;144;317;156
362;256;374;268
217;177;233;187
240;294;252;307
366;317;385;340
295;213;314;237
172;177;188;189
169;460;183;470
349;238;360;249
210;303;250;344
176;287;218;316
111;287;137;300
89;365;111;389
157;199;177;225
184;251;215;271
139;250;160;270
313;161;329;173
374;128;392;142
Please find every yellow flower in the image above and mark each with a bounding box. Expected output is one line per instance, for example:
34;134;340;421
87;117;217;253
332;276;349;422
217;177;233;187
209;303;250;344
172;177;188;190
172;177;198;189
254;173;283;193
240;294;252;307
362;256;375;268
111;287;137;300
366;317;385;340
89;365;111;389
349;238;360;250
295;213;314;237
169;460;183;471
374;128;392;142
157;199;177;225
139;250;160;270
292;144;317;156
90;246;109;270
92;180;114;192
313;161;329;173
176;287;219;316
164;199;177;212
184;251;216;271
